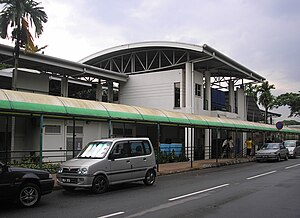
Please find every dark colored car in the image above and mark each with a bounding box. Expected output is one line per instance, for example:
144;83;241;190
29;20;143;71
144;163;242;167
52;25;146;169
0;161;54;207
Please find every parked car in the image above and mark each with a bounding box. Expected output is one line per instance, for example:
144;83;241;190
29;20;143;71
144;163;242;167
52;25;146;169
0;161;54;207
284;140;300;158
57;138;157;193
256;143;289;162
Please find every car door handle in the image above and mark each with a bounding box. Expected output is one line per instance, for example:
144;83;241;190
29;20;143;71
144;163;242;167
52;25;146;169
126;160;131;163
143;158;147;161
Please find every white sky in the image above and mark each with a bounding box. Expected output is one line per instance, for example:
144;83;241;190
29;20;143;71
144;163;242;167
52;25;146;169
1;0;299;121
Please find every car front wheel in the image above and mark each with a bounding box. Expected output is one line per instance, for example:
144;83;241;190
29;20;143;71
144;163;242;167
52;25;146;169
92;175;108;194
285;153;289;161
18;183;41;207
277;154;281;162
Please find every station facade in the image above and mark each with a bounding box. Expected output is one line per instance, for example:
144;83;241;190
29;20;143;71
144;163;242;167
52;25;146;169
0;42;298;164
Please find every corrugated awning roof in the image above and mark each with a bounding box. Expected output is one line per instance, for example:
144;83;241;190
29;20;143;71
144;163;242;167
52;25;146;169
0;44;128;82
0;89;298;134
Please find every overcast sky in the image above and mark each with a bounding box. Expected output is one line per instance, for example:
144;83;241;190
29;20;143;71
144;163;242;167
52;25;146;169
1;0;299;121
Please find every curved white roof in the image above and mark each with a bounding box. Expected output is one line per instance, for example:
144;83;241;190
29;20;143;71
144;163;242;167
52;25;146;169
79;41;204;63
79;41;265;82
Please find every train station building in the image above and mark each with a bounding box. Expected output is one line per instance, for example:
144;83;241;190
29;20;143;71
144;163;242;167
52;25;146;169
0;41;298;164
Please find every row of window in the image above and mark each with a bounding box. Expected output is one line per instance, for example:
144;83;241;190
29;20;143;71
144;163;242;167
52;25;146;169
111;140;152;159
44;125;83;135
45;125;134;137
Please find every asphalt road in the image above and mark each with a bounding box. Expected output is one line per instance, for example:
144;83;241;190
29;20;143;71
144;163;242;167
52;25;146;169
1;159;300;218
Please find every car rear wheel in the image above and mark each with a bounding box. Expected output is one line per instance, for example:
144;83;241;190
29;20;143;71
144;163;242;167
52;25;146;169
18;183;41;207
92;175;108;194
143;169;156;186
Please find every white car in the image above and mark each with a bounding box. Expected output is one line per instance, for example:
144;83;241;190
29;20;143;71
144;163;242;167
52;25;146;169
57;138;156;193
256;143;289;162
284;140;300;158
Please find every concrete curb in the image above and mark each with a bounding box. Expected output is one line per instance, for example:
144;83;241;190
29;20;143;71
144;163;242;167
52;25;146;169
157;158;255;176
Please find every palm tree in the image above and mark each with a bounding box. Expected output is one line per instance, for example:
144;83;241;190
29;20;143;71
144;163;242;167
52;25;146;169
245;83;258;101
0;0;48;90
256;81;275;124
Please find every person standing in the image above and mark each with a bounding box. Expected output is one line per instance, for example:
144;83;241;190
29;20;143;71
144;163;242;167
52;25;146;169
228;136;234;158
245;137;253;157
222;138;229;158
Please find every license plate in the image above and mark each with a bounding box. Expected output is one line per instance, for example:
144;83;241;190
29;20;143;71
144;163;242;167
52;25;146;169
62;178;71;183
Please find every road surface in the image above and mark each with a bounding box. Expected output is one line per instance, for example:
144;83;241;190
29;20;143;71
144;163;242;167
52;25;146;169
1;159;300;218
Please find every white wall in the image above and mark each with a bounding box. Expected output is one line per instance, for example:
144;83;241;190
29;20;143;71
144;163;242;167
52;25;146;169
42;119;109;162
17;71;49;94
119;69;183;111
43;119;66;151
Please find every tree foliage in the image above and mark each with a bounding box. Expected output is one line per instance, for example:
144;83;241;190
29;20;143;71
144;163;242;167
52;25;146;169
256;81;275;124
0;0;48;90
245;83;258;101
275;92;300;117
0;0;48;52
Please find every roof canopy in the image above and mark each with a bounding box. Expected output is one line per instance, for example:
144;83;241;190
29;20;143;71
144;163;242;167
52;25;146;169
80;41;265;82
0;89;298;134
0;44;128;82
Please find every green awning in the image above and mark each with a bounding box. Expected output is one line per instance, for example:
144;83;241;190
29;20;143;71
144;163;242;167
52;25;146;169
0;89;300;134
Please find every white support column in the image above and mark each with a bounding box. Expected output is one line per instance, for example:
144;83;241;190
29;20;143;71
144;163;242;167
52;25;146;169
204;71;211;111
185;127;194;161
204;71;211;159
229;80;235;113
61;76;68;97
96;81;102;102
236;88;246;118
185;62;193;113
205;129;211;159
107;80;113;103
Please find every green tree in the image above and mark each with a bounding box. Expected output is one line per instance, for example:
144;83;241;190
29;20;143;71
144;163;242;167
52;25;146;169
256;81;275;124
275;92;300;117
245;83;258;101
0;0;48;90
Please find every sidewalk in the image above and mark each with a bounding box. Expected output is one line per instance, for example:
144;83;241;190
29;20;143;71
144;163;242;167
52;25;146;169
52;157;255;189
157;157;255;175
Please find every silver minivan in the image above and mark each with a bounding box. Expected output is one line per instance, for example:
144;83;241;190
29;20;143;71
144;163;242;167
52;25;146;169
57;138;156;193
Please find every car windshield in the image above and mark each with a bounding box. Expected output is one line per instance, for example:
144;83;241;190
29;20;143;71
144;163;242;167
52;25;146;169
284;141;296;147
261;143;280;150
77;141;112;159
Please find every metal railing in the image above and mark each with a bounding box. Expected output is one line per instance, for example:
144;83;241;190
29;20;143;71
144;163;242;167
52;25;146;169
0;149;81;165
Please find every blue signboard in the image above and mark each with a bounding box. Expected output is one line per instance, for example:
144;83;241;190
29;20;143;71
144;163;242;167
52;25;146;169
276;121;284;130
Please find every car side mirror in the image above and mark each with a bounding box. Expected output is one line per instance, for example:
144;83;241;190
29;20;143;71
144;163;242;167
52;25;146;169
108;153;115;161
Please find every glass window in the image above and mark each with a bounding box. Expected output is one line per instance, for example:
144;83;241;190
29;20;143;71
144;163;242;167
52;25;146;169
143;141;152;155
174;82;180;108
195;83;202;97
284;141;296;147
45;125;61;135
77;141;112;159
67;126;83;134
130;141;145;156
111;142;131;159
